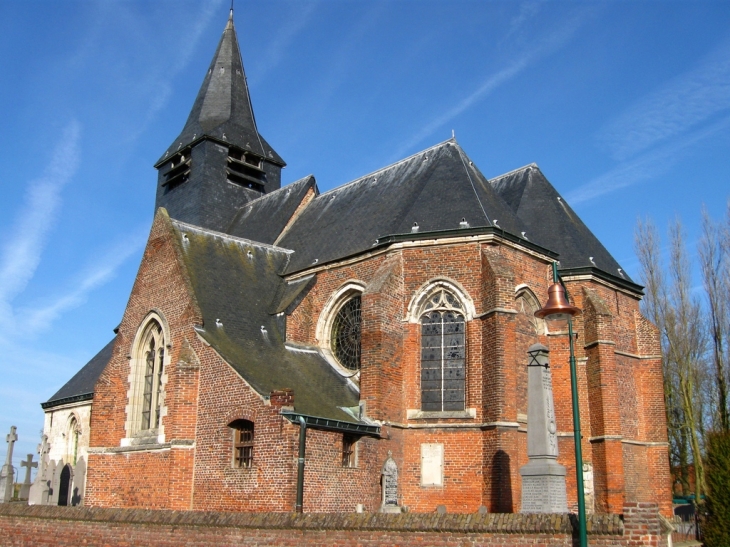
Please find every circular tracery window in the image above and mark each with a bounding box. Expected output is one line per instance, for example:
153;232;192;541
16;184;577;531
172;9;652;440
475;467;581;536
330;296;362;371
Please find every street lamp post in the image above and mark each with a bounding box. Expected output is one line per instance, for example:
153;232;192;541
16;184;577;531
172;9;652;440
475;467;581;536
535;262;588;547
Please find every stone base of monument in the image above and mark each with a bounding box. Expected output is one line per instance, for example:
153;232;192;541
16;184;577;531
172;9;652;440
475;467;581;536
519;458;568;513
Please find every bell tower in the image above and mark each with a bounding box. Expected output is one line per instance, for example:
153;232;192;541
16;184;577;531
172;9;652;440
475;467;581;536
153;10;285;232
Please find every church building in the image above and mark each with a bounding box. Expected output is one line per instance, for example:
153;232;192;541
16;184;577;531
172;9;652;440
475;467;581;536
37;11;671;515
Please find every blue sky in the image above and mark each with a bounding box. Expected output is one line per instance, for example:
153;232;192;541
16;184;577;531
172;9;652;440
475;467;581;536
1;0;728;470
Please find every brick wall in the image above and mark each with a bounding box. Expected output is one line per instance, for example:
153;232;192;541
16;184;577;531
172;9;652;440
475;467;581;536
85;210;671;516
0;503;670;547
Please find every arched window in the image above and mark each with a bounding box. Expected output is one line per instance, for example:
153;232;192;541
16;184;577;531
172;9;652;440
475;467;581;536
127;314;168;439
66;417;80;466
330;295;362;372
420;288;466;411
229;419;254;468
318;282;365;377
140;320;165;430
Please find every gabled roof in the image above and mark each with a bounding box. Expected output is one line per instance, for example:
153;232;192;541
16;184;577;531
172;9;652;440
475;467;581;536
155;12;284;167
170;219;361;422
276;139;527;274
42;337;116;409
226;175;317;244
490;164;633;282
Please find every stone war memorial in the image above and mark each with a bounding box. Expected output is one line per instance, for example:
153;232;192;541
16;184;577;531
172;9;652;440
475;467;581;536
1;5;675;547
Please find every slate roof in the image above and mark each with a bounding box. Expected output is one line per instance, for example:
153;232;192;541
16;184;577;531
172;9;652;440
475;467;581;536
155;12;284;167
226;175;317;244
276;139;527;274
42;337;116;409
490;164;633;282
170;218;361;423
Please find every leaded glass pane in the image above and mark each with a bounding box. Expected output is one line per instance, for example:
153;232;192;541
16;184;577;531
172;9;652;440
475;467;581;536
419;292;466;412
331;296;362;371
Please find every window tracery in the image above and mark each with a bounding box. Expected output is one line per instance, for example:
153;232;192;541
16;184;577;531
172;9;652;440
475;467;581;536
420;289;466;412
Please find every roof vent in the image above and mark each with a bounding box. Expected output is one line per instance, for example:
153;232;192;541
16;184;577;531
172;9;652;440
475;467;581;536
312;258;318;264
216;318;223;327
589;257;596;266
460;218;469;229
411;222;419;233
618;268;625;278
493;219;499;228
521;231;528;240
247;250;253;259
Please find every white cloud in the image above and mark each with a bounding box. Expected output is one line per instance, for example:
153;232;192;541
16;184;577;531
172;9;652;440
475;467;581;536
18;227;147;335
248;2;318;86
0;121;81;328
599;38;730;161
567;114;730;205
392;7;592;159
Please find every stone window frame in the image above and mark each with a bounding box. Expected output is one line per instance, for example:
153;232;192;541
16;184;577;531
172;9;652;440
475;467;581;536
65;414;81;466
316;281;366;381
122;311;171;446
514;285;547;336
342;433;359;468
229;419;255;469
406;279;476;418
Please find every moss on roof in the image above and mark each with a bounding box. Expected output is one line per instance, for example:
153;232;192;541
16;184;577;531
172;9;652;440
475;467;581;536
170;219;359;422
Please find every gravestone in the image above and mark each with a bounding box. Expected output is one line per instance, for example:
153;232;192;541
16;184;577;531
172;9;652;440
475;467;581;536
19;454;37;500
519;344;568;513
380;451;401;513
0;426;18;503
29;434;50;505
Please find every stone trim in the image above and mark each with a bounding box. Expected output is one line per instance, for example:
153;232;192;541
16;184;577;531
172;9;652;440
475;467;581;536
584;340;617;349
590;435;624;443
614;349;662;360
475;307;518;318
386;420;519;430
621;439;669;447
407;409;476;420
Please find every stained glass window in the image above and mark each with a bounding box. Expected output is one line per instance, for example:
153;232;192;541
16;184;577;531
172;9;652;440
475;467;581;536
420;289;466;411
330;296;362;371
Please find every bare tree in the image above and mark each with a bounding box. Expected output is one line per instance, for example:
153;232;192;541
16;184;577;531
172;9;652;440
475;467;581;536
635;218;707;501
699;208;729;432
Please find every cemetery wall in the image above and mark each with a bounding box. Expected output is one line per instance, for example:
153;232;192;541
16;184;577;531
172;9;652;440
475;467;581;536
0;502;669;547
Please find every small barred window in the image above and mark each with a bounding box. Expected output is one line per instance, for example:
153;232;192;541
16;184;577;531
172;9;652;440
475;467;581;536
231;420;254;468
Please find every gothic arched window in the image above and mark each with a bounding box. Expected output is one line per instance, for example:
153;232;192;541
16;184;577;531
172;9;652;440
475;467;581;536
420;289;466;411
128;315;167;437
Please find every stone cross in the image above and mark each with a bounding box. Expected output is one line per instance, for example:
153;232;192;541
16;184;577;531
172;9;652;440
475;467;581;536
19;454;37;500
0;426;18;503
4;427;17;467
519;345;568;513
29;434;50;505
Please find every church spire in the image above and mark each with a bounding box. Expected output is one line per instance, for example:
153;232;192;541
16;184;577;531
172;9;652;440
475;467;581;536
154;11;286;232
156;10;283;166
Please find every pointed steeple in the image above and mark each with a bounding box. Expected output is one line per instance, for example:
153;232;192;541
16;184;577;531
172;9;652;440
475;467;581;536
153;11;286;232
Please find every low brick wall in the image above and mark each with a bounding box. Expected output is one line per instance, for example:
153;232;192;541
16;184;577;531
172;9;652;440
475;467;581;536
0;502;666;547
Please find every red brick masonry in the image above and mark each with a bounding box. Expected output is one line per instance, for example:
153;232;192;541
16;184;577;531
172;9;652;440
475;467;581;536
0;502;668;547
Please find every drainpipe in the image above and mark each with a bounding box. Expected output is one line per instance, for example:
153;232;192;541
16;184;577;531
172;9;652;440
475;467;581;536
295;415;307;513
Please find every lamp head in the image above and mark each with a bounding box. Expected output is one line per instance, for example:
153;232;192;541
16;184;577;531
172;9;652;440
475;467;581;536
535;282;581;321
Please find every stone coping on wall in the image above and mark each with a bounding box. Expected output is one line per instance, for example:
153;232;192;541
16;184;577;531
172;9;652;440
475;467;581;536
0;504;623;536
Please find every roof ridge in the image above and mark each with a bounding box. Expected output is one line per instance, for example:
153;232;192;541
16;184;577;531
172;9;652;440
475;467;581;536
317;138;456;198
489;162;539;181
238;175;314;210
171;218;294;253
